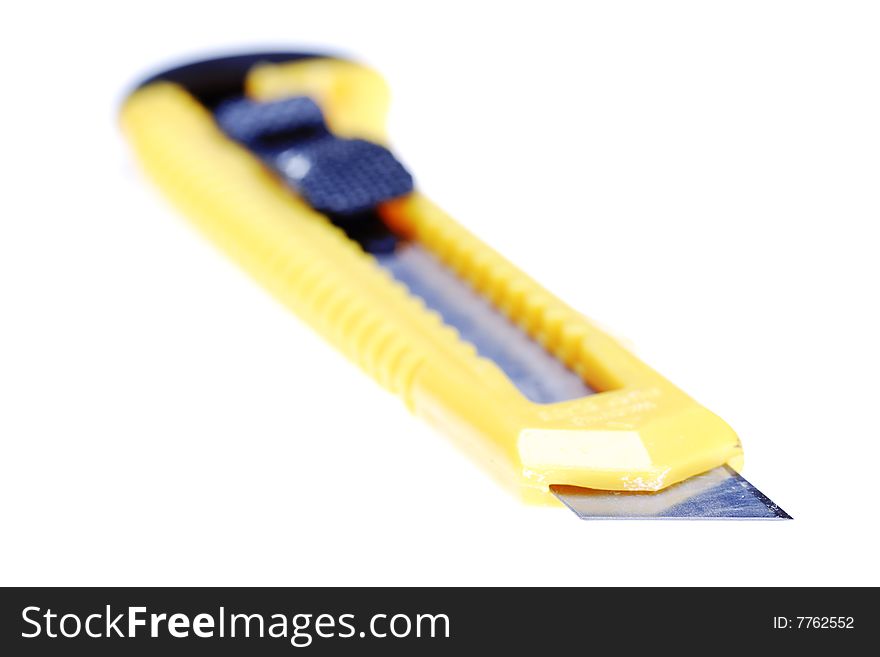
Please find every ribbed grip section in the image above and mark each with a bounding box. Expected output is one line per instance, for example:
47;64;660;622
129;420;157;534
121;83;457;400
265;248;426;396
383;196;598;382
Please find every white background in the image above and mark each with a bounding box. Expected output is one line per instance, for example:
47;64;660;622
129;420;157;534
2;1;878;586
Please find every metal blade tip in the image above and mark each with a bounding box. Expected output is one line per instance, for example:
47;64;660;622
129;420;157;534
551;465;791;520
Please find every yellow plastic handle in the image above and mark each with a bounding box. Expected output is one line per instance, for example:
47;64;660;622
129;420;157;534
121;56;743;505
